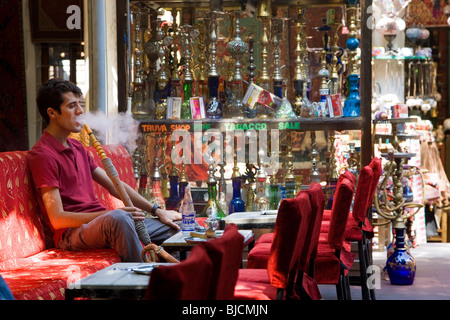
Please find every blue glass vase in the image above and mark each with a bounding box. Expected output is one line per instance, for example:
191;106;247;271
229;177;246;214
165;175;181;210
343;74;360;117
386;228;416;285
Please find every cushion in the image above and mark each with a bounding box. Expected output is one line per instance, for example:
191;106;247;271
247;243;271;269
1;249;120;300
145;244;213;300
255;233;274;245
201;224;244;300
0;151;47;261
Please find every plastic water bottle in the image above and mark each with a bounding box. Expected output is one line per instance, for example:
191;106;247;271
181;186;196;236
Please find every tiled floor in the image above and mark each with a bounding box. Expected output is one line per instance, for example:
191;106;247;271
318;242;450;300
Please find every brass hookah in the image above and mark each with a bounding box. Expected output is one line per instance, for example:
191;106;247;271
254;149;270;211
158;134;170;199
226;10;248;119
195;20;208;99
155;19;170;119
283;132;296;199
257;0;271;91
293;3;307;116
330;21;342;95
309;131;320;183
271;16;283;99
150;136;166;209
84;124;178;263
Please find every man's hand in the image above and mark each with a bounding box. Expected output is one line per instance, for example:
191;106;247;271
155;208;182;230
120;206;146;221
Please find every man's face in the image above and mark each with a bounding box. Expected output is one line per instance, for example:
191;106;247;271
50;92;84;133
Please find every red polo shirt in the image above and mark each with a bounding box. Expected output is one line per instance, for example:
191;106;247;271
27;130;107;247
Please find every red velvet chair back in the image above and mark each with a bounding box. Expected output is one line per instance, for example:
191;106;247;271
291;191;315;274
145;245;213;300
352;166;374;223
303;182;325;263
201;224;244;300
367;157;382;211
267;193;311;289
328;176;355;250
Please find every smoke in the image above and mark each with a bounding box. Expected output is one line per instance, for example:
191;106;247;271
80;111;140;153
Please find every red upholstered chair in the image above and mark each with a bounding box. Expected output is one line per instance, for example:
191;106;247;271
201;224;244;300
313;175;355;300
234;191;315;300
344;157;382;300
144;245;213;300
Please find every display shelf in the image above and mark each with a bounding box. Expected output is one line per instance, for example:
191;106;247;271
139;117;364;134
372;55;428;60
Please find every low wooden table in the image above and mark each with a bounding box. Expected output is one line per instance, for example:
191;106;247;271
65;262;171;300
162;229;255;260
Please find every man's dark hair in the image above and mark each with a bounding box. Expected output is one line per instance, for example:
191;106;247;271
36;78;82;126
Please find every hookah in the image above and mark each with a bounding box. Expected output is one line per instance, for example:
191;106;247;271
155;19;171;119
205;2;223;119
373;148;424;285
226;10;248;119
292;3;307;117
83;124;178;263
254;150;270;211
165;143;181;210
343;1;361;117
150;140;166;210
229;153;246;214
271;17;283;99
180;24;197;119
131;8;151;120
200;155;226;219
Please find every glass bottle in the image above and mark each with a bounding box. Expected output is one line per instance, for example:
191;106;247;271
206;76;223;119
343;74;360;117
229;176;246;214
165;166;181;210
180;81;193;119
181;186;196;236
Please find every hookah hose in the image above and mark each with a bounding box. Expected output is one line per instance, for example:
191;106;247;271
83;123;179;263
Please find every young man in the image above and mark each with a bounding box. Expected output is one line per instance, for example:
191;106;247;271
27;78;182;262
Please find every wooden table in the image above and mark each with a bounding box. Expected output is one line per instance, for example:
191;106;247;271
65;262;172;300
162;229;255;260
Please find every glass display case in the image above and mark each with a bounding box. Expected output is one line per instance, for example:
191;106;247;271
115;0;373;214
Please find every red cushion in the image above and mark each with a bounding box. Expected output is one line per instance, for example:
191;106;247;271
0;151;48;261
247;242;271;269
255;233;274;245
145;244;213;300
1;249;120;300
234;280;277;300
201;224;244;299
238;268;270;283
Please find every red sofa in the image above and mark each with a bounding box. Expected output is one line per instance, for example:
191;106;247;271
0;145;136;300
